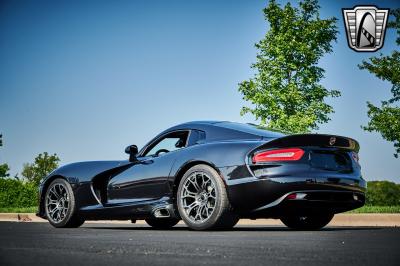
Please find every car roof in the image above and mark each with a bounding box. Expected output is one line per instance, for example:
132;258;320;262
164;121;285;141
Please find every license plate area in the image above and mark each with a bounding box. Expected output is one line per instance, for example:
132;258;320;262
310;150;352;172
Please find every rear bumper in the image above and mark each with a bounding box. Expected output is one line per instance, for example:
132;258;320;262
248;190;365;218
225;176;366;218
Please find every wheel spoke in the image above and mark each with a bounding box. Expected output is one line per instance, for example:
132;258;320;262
49;187;60;199
201;205;208;217
47;199;58;205
61;207;67;218
206;206;212;216
182;195;196;199
50;208;58;220
182;191;196;198
184;201;197;217
201;174;206;189
195;205;203;221
188;175;201;192
49;207;57;216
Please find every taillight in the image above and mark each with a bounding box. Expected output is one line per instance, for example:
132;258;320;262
252;148;304;163
286;193;307;200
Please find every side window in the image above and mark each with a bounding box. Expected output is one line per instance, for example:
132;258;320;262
197;131;206;143
144;131;189;157
187;130;206;145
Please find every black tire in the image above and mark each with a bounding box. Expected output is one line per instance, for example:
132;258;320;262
145;218;180;229
280;214;334;230
44;178;85;228
177;164;239;230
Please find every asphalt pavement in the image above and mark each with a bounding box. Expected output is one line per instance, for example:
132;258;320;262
0;222;399;266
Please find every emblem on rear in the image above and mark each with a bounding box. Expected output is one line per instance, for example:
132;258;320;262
329;137;336;146
342;6;389;52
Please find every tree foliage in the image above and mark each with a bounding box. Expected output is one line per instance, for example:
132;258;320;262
0;143;61;207
359;9;400;157
21;152;60;186
238;0;340;133
366;181;400;206
0;164;10;178
0;134;10;178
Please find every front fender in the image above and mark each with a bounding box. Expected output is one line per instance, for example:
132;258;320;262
43;160;131;184
37;160;132;218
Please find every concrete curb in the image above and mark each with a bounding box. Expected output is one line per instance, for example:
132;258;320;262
0;213;399;227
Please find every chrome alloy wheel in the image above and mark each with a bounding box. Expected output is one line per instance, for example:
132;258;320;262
46;183;70;223
180;171;217;223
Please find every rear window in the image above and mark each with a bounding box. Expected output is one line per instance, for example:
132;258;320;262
216;122;285;138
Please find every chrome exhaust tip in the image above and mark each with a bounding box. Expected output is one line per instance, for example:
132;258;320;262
153;208;170;218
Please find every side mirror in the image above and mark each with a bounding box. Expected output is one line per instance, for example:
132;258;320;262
125;145;138;162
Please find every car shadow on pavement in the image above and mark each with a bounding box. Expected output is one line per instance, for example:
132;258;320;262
230;226;384;232
83;225;384;232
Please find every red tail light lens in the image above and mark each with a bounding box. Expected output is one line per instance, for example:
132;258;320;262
252;148;304;163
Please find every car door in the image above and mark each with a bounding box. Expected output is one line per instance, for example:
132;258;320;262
107;130;190;204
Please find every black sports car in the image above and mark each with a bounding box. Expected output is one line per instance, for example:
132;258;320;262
37;121;366;230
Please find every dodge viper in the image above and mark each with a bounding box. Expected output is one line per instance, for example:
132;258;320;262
37;121;366;230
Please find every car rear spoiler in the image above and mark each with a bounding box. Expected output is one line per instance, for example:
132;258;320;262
260;134;360;152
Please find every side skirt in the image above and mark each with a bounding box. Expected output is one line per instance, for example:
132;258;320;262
78;196;178;220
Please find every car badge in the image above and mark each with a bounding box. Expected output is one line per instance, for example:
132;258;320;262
342;6;389;52
329;137;336;146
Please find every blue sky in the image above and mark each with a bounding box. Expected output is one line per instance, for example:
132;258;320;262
0;0;399;182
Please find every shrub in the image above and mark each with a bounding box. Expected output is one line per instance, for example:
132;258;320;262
0;178;37;208
366;181;400;206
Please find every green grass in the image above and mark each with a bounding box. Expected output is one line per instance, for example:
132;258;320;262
0;206;38;213
0;206;399;213
347;205;400;213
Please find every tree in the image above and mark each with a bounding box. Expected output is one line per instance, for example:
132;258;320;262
21;152;60;186
359;9;400;158
0;164;9;178
366;181;400;206
0;134;10;178
238;0;340;133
